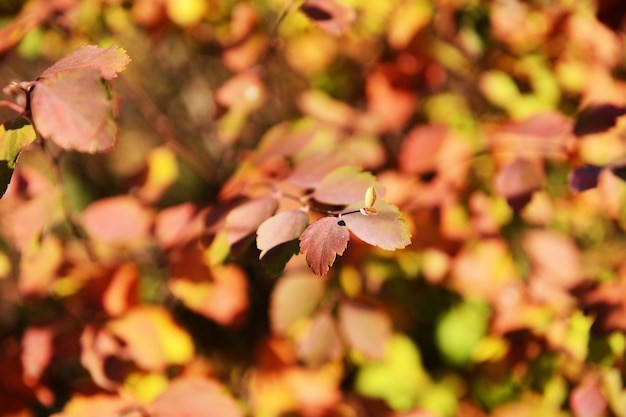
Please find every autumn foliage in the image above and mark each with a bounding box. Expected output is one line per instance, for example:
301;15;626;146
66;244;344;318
2;0;626;416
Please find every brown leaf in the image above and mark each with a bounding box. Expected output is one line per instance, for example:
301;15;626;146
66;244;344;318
495;157;545;211
300;217;350;275
300;0;356;36
79;325;127;390
150;376;244;417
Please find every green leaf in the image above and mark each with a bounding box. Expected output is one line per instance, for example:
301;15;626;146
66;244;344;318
0;118;36;198
355;334;430;411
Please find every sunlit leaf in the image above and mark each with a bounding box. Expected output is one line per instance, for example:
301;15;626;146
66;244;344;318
314;166;384;205
107;306;194;371
341;201;411;250
339;301;392;360
270;273;326;335
300;217;350;275
51;393;137;417
355;334;430;412
287;151;350;189
435;300;491;367
150;376;244;417
257;210;309;258
0;118;36;198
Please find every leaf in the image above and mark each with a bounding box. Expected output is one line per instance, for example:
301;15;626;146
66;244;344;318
341;201;411;250
398;125;447;176
573;104;626;136
39;45;130;81
313;166;384;205
300;217;350;275
30;70;119;153
257;210;309;258
287;151;351;189
80;196;153;245
107;306;194;371
0;118;36;198
21;326;54;387
495;157;544;211
300;0;356;36
270;272;326;335
338;301;392;360
170;264;249;326
569;165;603;192
570;378;608;417
51;393;138;417
224;196;278;246
355;334;430;412
297;309;343;366
150;376;244;417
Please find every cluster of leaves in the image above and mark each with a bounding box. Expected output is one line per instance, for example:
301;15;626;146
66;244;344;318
2;0;626;417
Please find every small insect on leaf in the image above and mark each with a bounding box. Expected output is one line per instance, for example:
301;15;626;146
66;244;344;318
360;186;378;216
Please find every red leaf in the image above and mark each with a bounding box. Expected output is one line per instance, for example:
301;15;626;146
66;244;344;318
300;217;350;275
574;104;626;136
31;70;118;153
300;0;356;36
39;45;130;81
225;196;278;246
79;325;127;390
257;210;309;258
150;376;244;417
313;166;384;205
338;301;392;360
80;196;153;245
270;273;326;335
341;201;411;250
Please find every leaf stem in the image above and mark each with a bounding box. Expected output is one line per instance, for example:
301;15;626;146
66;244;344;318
0;100;25;115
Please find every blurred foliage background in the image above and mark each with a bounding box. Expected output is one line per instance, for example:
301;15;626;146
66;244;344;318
2;0;626;416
